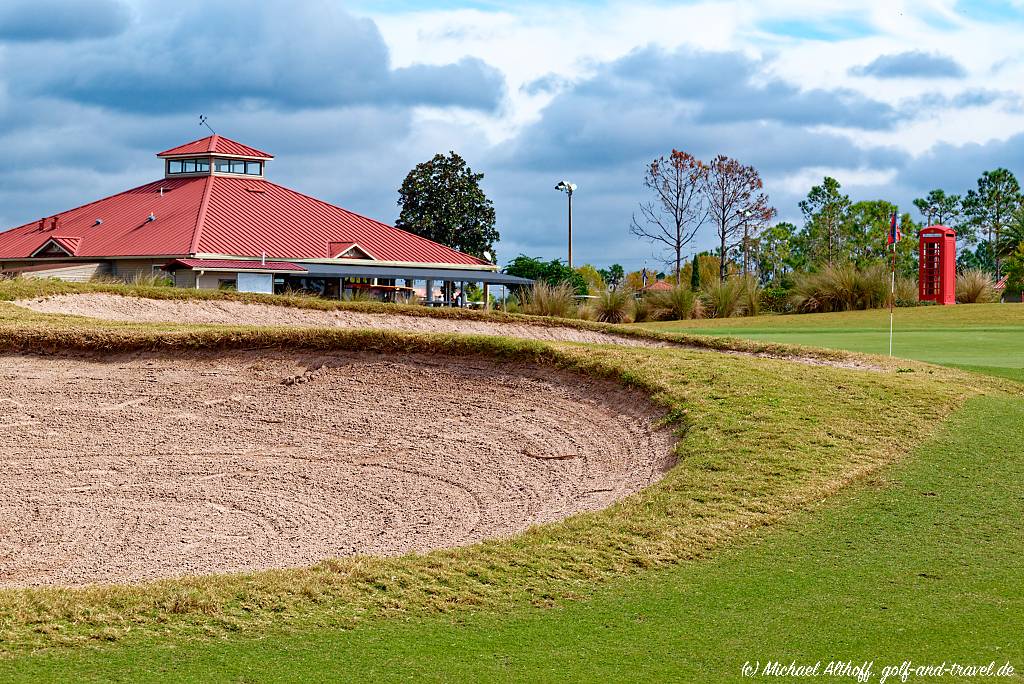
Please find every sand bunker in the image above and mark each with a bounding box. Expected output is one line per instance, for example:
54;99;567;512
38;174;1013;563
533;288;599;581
18;293;670;348
14;294;882;370
0;350;675;587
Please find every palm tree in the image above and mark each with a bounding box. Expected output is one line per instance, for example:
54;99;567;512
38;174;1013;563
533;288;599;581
996;207;1024;259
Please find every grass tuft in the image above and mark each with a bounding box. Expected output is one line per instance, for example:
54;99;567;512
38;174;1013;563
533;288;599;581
956;268;998;304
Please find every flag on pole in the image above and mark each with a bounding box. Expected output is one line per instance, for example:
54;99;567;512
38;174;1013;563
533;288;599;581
887;211;902;245
887;210;899;357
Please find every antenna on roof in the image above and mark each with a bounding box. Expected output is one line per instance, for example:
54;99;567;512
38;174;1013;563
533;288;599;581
199;114;216;135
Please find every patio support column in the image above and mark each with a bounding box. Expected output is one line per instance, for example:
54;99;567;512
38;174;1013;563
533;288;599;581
426;279;434;304
482;282;490;311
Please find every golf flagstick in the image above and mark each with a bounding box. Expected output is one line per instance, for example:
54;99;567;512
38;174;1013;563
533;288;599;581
888;211;900;358
889;251;895;357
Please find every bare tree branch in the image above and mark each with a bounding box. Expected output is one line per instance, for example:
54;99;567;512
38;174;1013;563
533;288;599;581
703;155;776;282
629;150;709;284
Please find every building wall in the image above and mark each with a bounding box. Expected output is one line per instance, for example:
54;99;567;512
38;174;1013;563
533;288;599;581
0;261;109;282
172;269;197;288
197;273;238;290
110;259;171;282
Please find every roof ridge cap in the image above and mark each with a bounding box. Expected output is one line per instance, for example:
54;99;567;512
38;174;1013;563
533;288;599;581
189;175;215;256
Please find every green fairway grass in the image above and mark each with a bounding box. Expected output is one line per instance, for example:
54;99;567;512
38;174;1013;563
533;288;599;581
7;394;1021;682
0;283;1020;681
636;304;1024;382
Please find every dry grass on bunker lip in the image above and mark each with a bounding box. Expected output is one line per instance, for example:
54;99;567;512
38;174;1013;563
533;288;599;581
0;321;1006;654
2;278;886;368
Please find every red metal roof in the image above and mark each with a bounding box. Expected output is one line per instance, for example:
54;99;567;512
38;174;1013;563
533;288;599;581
157;135;274;159
0;162;490;267
196;177;488;265
641;280;674;292
165;258;307;273
30;235;82;256
0;177;207;259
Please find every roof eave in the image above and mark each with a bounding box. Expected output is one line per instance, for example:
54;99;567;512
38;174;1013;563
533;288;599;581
196;253;498;271
157;152;274;161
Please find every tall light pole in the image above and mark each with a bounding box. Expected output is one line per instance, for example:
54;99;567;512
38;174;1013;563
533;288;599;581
555;180;577;268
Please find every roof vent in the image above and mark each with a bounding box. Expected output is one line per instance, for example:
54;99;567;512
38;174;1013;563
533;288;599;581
94;218;103;226
147;213;156;222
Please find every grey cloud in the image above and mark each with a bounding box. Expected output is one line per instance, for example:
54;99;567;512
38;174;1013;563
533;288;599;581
495;46;903;174
899;133;1024;191
5;1;505;113
850;51;967;79
901;88;1016;113
483;45;917;265
392;58;506;111
581;46;899;130
0;0;129;41
521;74;572;96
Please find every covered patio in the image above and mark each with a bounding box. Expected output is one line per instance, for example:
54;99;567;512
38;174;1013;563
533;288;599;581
287;263;533;309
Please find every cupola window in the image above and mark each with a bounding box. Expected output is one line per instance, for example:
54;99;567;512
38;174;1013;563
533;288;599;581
167;158;211;174
215;159;263;176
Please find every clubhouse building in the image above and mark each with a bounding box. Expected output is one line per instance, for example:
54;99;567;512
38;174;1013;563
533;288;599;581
0;135;529;303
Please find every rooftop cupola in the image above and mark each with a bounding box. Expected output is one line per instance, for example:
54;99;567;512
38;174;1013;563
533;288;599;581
156;135;274;179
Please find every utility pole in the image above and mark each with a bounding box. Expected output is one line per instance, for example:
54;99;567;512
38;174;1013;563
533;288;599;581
555;180;577;268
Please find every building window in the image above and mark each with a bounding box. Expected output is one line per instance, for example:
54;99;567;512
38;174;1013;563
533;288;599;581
214;158;262;175
167;158;210;174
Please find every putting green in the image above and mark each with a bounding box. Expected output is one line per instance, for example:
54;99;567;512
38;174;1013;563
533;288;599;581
638;304;1024;382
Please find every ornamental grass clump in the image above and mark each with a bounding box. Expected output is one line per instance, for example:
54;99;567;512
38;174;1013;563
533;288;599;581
955;268;998;304
789;264;889;313
894;276;919;307
593;286;633;323
522;282;577;318
702;278;746;318
649;286;702;321
740;275;761;317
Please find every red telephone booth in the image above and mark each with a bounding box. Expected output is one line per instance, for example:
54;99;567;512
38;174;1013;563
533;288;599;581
919;225;956;305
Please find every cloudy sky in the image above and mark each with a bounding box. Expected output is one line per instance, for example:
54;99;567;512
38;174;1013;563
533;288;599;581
1;0;1022;270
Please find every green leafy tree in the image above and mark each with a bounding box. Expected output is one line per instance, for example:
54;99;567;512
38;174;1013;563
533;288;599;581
843;201;918;275
598;264;625;288
995;206;1024;257
957;242;996;273
679;253;718;290
396;152;499;263
504;255;587;294
1003;243;1024;296
963;168;1022;278
754;222;797;284
799;177;852;268
913;189;964;236
575;264;606;293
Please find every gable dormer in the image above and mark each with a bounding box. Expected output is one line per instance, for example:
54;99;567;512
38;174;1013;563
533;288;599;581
157;135;274;179
31;236;81;258
328;241;376;260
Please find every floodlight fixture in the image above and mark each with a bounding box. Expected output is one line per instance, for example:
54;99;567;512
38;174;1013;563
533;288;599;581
554;180;578;267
